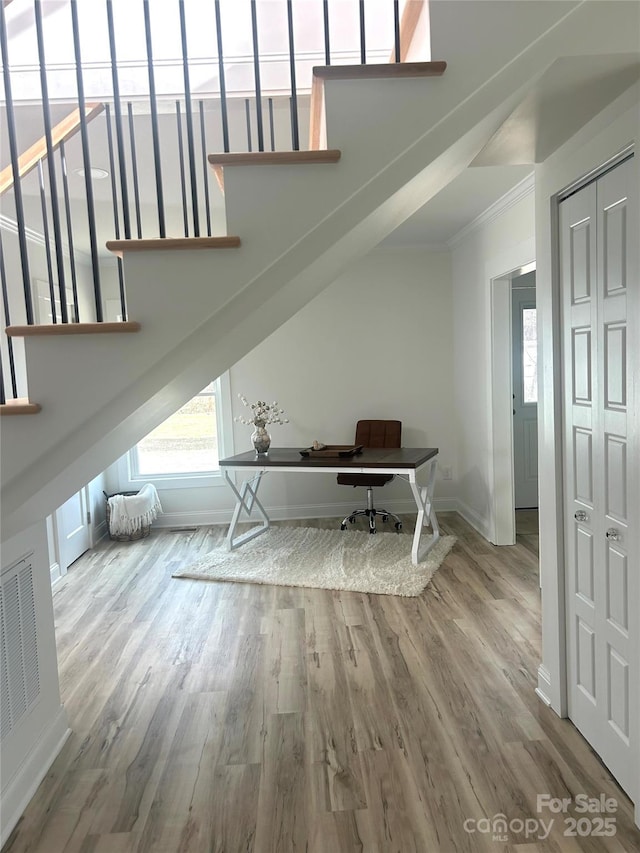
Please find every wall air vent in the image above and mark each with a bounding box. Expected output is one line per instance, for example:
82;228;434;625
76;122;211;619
1;558;41;741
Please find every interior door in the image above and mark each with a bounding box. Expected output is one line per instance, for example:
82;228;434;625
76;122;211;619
55;488;91;575
560;156;637;798
512;282;538;508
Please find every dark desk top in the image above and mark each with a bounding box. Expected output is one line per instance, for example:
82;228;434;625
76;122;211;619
219;447;438;469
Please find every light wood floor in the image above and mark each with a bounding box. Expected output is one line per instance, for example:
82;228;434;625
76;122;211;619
4;514;639;852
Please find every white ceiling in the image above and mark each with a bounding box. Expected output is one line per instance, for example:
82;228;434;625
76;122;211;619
473;54;640;166
379;165;533;248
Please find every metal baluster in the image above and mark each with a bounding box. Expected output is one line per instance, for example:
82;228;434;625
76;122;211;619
359;0;366;63
0;231;18;398
59;142;80;322
70;0;103;320
34;0;68;322
323;0;331;65
199;101;212;236
214;0;230;152
286;0;299;150
176;102;189;237
393;0;401;62
249;0;264;151
0;2;34;323
105;105;127;321
178;0;200;236
127;103;143;238
37;162;57;323
142;0;165;237
106;0;131;238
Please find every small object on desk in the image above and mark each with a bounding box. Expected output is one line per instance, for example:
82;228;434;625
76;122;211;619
299;444;364;458
312;440;327;450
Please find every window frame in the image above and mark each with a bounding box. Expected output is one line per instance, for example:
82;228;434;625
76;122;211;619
117;372;233;491
520;303;538;406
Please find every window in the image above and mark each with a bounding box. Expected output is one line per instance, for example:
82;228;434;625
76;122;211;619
522;306;538;404
133;382;218;476
119;374;232;490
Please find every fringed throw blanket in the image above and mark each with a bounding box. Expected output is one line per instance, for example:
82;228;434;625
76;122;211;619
108;483;162;536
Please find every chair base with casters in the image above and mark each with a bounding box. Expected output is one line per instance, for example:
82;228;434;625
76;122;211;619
338;419;404;535
340;485;403;534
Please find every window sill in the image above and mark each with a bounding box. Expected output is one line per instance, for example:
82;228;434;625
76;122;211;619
122;471;228;492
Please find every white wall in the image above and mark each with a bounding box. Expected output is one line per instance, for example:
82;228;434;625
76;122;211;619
0;521;69;847
115;247;456;526
450;182;535;540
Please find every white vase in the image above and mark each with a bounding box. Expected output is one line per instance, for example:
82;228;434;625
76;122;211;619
251;424;271;454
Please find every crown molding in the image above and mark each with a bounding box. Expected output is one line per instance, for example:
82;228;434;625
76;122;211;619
0;213;92;265
372;242;450;254
447;172;535;249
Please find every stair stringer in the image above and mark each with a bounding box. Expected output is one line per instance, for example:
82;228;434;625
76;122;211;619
2;0;638;540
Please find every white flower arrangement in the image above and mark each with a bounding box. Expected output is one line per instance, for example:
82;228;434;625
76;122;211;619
235;394;289;427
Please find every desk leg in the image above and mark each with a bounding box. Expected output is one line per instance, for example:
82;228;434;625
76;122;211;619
408;459;440;565
223;470;270;551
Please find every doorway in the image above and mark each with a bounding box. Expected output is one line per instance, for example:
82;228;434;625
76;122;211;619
53;488;92;582
511;272;538;511
490;261;537;546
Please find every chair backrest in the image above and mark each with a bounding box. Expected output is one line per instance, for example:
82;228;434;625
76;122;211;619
354;420;402;448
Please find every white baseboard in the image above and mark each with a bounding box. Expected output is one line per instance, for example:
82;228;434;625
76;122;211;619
536;665;553;708
455;499;494;543
49;561;61;585
0;706;70;848
153;498;457;529
93;519;108;543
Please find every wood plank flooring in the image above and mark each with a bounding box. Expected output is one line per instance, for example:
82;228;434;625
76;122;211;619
4;513;639;852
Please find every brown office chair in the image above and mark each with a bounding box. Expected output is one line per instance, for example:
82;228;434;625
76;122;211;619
338;419;403;534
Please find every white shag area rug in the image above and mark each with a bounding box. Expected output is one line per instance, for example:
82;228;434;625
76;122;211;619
172;526;457;597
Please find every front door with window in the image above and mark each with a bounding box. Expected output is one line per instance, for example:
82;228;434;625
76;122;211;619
512;281;538;509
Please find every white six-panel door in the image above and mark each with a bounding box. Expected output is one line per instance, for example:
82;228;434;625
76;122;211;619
54;488;91;577
560;156;638;799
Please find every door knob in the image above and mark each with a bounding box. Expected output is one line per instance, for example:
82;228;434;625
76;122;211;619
606;528;621;541
574;510;588;522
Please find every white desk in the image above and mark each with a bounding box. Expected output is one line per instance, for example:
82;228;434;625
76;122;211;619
219;446;440;565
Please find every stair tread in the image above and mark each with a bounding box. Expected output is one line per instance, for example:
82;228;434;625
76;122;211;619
107;236;241;257
0;399;41;415
207;150;341;166
6;321;141;337
313;61;446;80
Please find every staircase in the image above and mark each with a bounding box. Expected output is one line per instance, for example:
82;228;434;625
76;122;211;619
2;0;638;541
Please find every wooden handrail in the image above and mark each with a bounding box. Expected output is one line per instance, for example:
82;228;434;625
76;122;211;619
390;0;430;63
0;102;104;196
308;74;326;154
